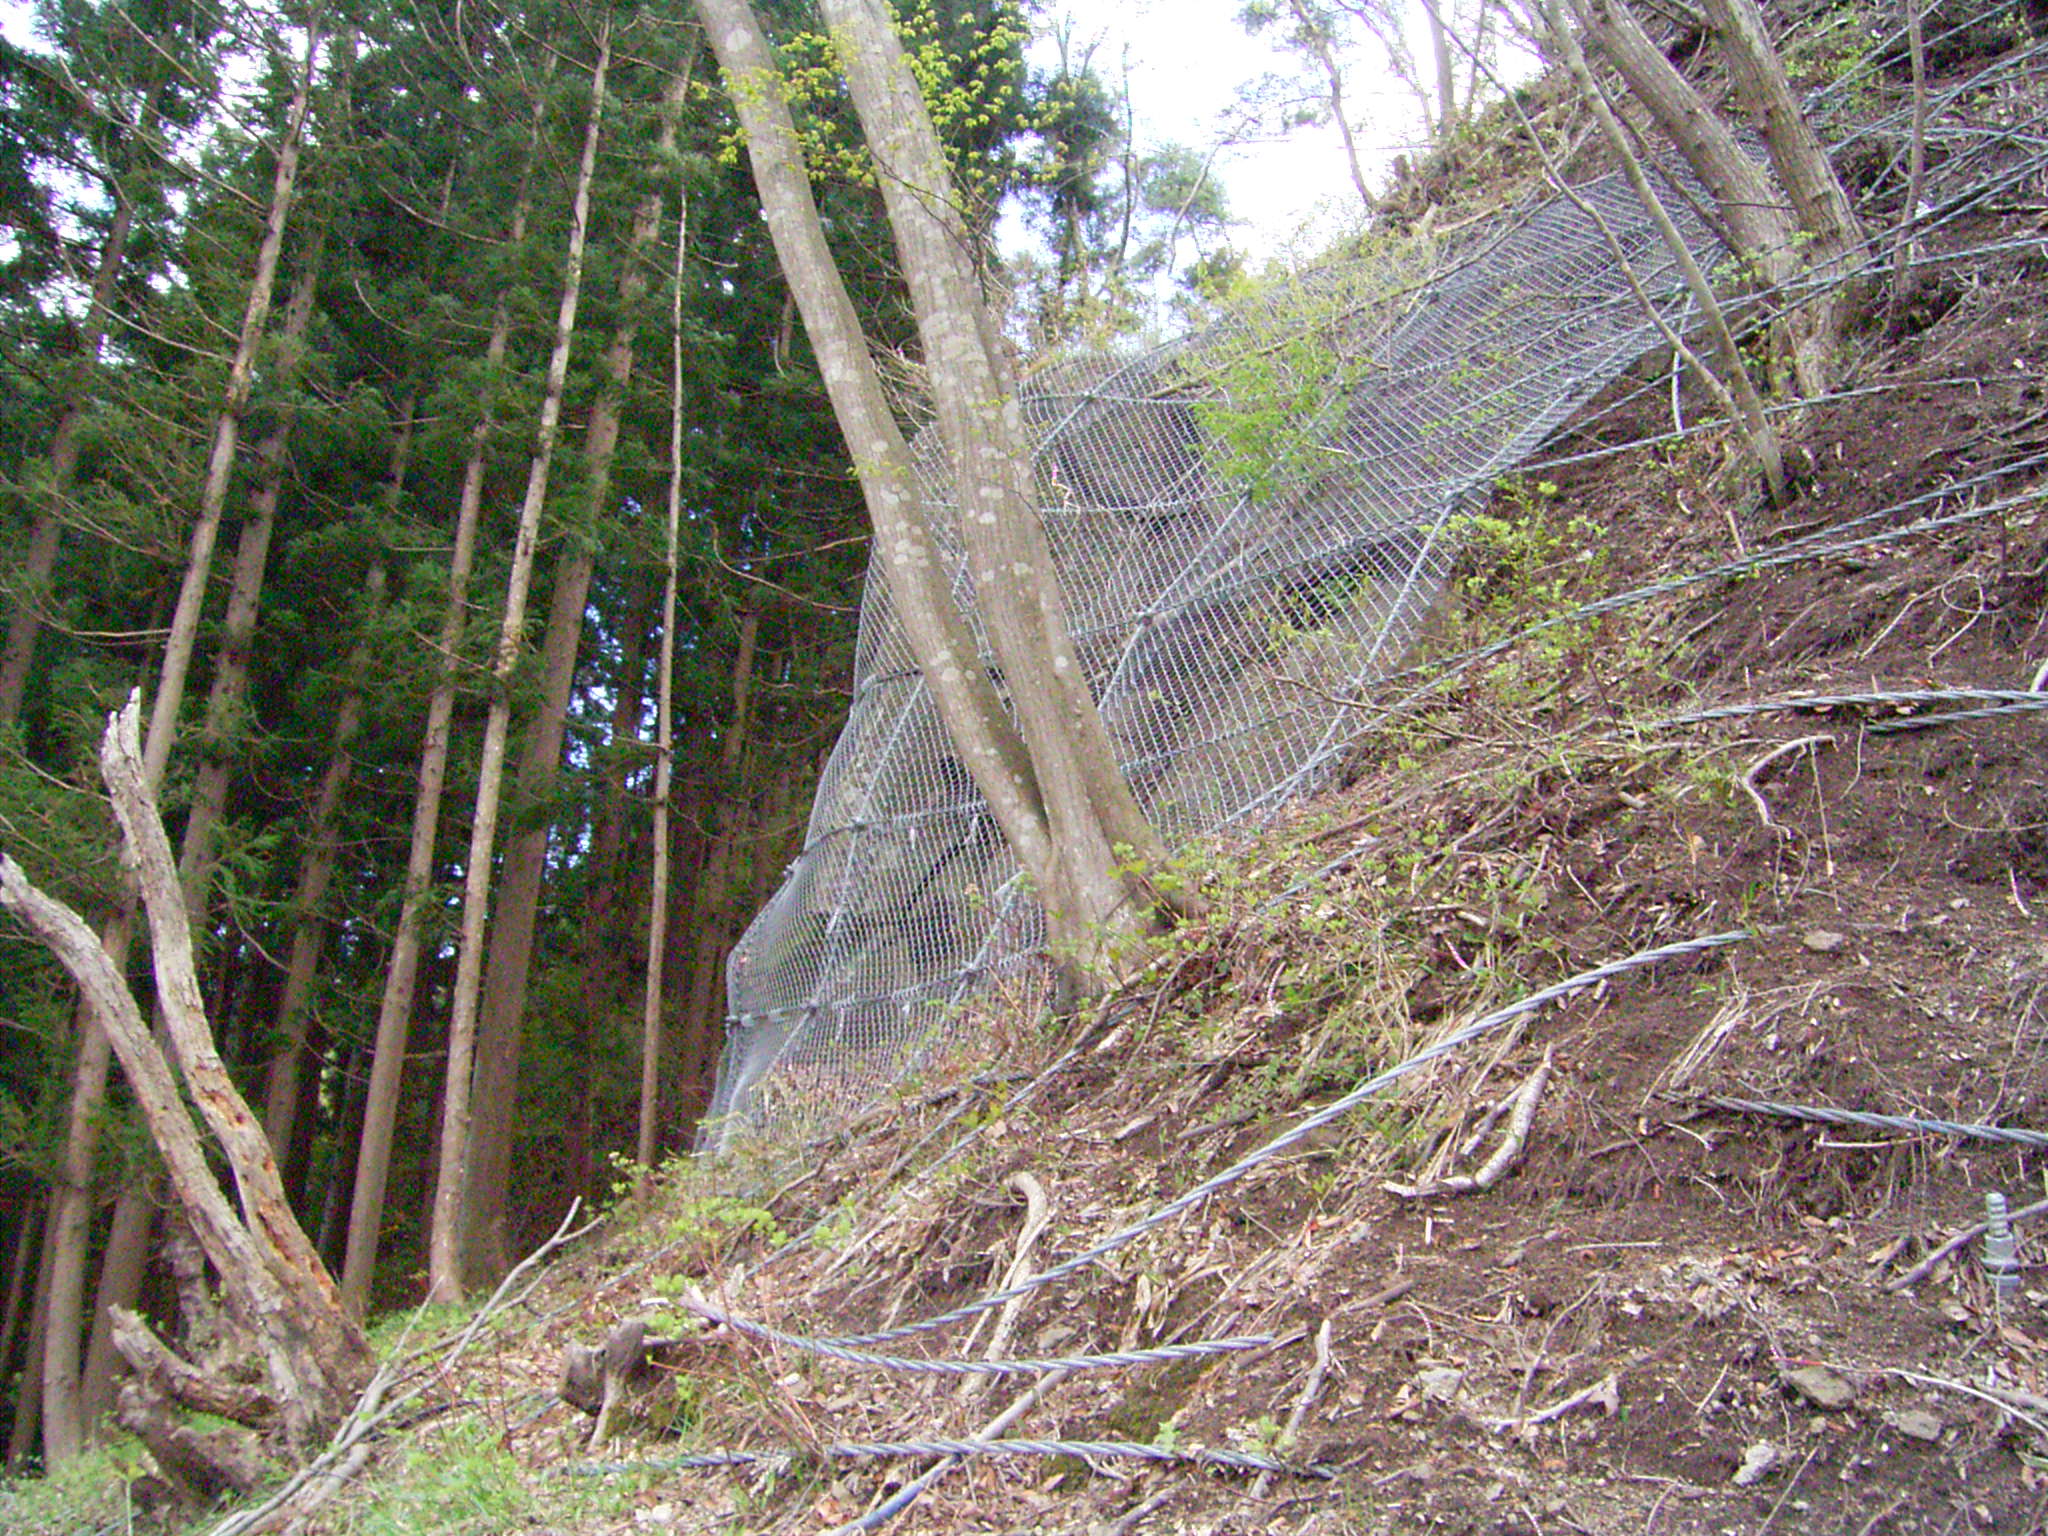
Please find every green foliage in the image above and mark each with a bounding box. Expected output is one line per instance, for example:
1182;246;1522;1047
1444;476;1611;696
346;1422;540;1536
1193;324;1357;504
0;1435;150;1536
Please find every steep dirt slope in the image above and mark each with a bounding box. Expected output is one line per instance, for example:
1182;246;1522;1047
411;189;2048;1536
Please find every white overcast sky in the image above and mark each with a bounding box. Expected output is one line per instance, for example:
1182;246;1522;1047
1039;0;1418;260
2;0;1421;256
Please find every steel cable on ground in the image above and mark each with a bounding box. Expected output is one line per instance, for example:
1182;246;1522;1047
1870;697;2048;733
1649;689;2048;729
1697;1096;2048;1151
570;1433;1325;1481
1342;460;2048;732
782;930;1751;1350
666;1300;1273;1377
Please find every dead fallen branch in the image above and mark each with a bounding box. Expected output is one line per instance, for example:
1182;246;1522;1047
1740;734;1834;836
1250;1318;1335;1499
1386;1046;1553;1199
1484;1373;1620;1438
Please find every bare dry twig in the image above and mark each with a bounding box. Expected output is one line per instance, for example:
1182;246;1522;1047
1741;734;1835;836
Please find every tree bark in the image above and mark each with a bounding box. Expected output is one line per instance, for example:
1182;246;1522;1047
463;59;694;1278
34;30;322;1464
0;699;371;1452
640;195;692;1171
697;0;1188;1006
818;0;1191;968
0;1196;38;1387
1698;0;1862;269
1540;0;1789;503
81;237;327;1434
341;91;550;1316
5;1221;51;1465
78;1179;154;1436
428;22;612;1303
1569;0;1798;278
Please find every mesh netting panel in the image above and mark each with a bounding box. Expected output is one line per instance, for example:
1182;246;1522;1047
706;166;1723;1146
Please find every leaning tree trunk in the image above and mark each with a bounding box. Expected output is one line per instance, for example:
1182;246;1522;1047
35;31;321;1463
81;237;327;1434
427;21;611;1304
816;0;1195;974
694;0;1167;1003
0;698;372;1476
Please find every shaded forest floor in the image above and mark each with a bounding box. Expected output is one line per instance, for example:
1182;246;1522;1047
14;77;2048;1536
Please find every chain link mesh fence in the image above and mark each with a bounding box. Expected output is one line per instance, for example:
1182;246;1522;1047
703;164;1726;1148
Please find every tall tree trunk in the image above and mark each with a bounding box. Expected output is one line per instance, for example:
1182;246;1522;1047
749;757;798;917
696;0;1180;1003
558;584;651;1197
1423;0;1458;142
0;192;134;727
676;607;759;1142
818;0;1192;968
6;1227;52;1465
263;412;406;1158
35;32;321;1464
340;92;550;1316
427;24;611;1304
81;239;326;1434
1539;0;1789;503
314;1039;367;1275
639;196;692;1171
0;1197;40;1415
463;59;693;1278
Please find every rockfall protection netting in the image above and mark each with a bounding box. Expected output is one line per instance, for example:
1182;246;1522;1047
706;0;2048;1144
701;159;1731;1147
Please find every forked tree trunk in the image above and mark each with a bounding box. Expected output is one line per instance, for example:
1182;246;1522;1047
1539;0;1790;503
427;22;611;1303
0;699;372;1463
1570;0;1863;397
819;0;1193;971
35;31;322;1462
464;60;694;1278
695;0;1188;1004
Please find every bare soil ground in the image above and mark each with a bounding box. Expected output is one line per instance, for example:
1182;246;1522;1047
423;205;2048;1536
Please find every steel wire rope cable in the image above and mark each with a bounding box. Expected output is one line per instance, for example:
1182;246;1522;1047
659;1304;1275;1377
1341;456;2048;728
690;931;1749;1352
1651;689;2048;729
571;1433;1320;1480
1696;1096;2048;1150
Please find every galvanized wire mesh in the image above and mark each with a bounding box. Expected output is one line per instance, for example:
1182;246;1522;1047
704;165;1725;1146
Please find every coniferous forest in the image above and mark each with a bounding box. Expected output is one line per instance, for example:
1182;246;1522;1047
0;0;1113;1464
